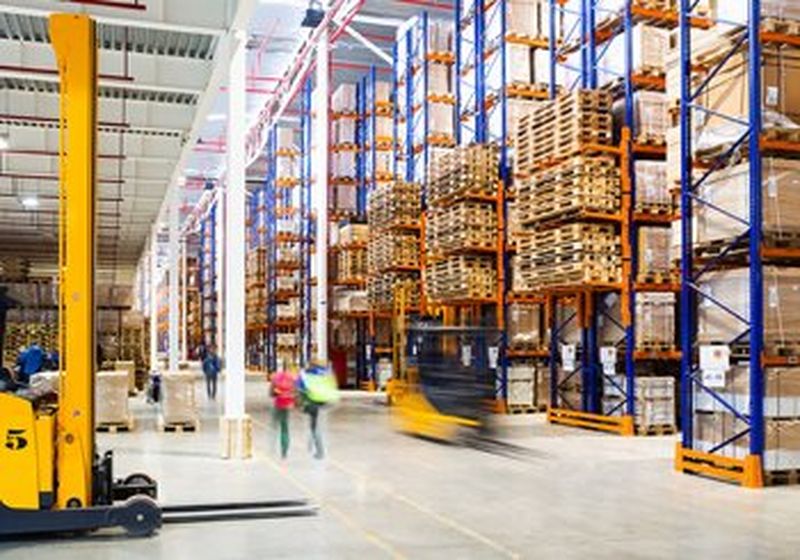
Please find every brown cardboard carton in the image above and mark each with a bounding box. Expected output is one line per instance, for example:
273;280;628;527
698;267;800;351
696;159;800;246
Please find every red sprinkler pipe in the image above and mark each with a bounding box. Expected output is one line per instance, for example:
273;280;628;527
394;0;453;10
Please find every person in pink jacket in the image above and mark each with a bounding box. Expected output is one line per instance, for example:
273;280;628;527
270;368;296;458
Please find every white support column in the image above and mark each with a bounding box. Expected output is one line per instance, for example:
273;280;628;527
221;30;252;459
149;230;159;373
216;188;225;357
314;21;330;366
168;192;180;373
180;237;188;361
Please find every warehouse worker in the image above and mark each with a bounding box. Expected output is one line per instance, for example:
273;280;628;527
297;363;340;460
16;342;44;385
270;367;296;459
202;347;221;400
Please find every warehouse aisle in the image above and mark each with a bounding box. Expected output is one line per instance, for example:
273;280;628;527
3;379;800;559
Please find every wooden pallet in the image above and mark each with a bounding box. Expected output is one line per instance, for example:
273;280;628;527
636;424;676;436
508;405;539;415
764;469;800;486
158;419;200;433
96;419;135;433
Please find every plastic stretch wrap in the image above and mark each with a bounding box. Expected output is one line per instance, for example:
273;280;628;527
161;371;197;425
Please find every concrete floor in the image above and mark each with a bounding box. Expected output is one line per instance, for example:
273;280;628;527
3;379;800;559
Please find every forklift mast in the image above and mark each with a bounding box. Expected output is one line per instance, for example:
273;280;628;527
51;13;98;510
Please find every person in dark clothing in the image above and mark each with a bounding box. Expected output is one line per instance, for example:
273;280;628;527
16;343;44;385
202;348;221;400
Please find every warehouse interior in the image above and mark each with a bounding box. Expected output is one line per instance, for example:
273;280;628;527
2;0;800;556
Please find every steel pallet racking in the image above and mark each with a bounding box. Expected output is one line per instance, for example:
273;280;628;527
673;0;800;487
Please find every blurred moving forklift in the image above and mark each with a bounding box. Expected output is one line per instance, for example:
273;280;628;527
0;14;314;537
388;287;498;442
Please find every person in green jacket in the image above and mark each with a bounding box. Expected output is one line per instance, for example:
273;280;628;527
296;363;339;459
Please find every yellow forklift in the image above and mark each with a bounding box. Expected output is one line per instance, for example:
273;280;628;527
389;287;498;441
0;14;314;537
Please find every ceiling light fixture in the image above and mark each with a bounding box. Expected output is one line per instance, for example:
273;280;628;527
207;113;227;122
0;134;10;151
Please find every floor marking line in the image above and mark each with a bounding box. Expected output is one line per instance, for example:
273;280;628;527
329;458;522;559
252;418;407;560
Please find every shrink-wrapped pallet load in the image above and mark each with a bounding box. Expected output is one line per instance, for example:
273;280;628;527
695;159;800;249
114;360;137;395
638;226;673;282
698;267;800;354
96;370;133;429
160;371;198;429
508;302;543;349
635;293;676;351
508;363;535;408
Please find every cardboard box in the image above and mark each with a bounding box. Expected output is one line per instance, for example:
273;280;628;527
696;159;800;246
506;43;532;84
698;267;800;349
695;43;800;154
695;366;800;419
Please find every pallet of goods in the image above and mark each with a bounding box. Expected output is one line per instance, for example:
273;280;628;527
606;375;676;435
368;272;421;310
159;371;199;432
96;370;134;432
694;159;800;259
508;302;543;349
508;363;536;412
634;161;670;215
698;267;800;358
635;293;676;352
637;226;675;284
336;248;368;283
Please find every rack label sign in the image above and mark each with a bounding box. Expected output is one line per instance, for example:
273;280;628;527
561;344;576;371
600;346;617;376
699;345;730;389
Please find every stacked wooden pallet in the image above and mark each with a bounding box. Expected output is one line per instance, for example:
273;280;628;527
514;89;613;176
367;272;420;310
515;155;620;227
367;180;422;309
516;224;621;289
428;144;499;205
425;145;500;302
368;231;420;272
427;255;496;301
367;180;421;229
337;249;368;282
427;201;497;256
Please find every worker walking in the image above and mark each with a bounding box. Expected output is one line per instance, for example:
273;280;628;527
297;363;339;460
16;342;44;385
202;347;221;400
270;367;296;459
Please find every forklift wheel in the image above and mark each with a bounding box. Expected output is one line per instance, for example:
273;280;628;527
117;496;162;537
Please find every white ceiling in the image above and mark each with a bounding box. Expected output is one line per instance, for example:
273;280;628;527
0;0;448;278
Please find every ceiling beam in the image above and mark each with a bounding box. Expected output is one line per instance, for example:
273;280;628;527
0;3;227;37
